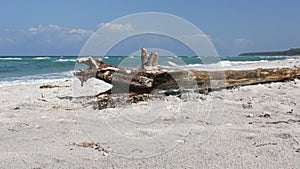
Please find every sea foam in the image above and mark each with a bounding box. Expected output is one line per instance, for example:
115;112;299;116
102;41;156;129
0;57;22;60
0;71;75;87
54;59;76;62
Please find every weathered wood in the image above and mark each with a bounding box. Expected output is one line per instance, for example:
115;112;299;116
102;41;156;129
94;67;299;95
73;57;117;86
141;48;158;70
74;48;300;95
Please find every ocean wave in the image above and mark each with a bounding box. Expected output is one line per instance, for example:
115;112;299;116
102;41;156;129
33;57;51;60
228;60;268;66
167;61;179;67
219;61;232;66
54;59;76;62
0;57;22;60
168;60;271;70
0;71;75;87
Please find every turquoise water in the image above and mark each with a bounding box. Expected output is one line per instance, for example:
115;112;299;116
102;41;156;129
0;55;299;86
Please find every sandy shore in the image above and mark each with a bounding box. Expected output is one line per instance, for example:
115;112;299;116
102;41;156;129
0;59;300;168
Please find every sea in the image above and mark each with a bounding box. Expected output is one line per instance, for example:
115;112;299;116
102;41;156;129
0;55;299;87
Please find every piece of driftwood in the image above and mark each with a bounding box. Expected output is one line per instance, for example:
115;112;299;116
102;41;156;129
265;119;300;124
141;48;158;69
254;142;278;147
74;48;300;95
39;84;71;89
40;84;60;89
72;142;109;156
74;57;116;86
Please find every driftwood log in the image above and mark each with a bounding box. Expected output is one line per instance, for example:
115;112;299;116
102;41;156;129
74;49;300;96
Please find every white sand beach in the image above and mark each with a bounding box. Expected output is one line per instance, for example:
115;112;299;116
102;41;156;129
0;59;300;168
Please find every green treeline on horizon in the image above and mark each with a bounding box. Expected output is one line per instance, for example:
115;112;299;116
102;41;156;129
239;48;300;56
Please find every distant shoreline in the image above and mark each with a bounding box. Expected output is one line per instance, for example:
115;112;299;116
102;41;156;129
239;48;300;56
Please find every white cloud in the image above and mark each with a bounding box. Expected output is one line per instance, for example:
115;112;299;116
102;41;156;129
25;24;94;42
69;28;93;36
28;24;62;33
191;33;209;38
0;25;96;55
0;37;14;44
98;23;134;31
28;27;38;32
67;28;94;42
235;38;252;45
180;33;212;41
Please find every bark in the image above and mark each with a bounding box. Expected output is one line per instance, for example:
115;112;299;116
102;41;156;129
93;66;300;95
74;49;300;95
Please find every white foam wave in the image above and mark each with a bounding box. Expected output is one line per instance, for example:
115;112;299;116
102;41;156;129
171;60;271;70
167;61;178;67
0;57;22;60
34;57;51;60
55;59;76;62
228;60;268;66
219;61;232;66
0;71;75;87
286;58;298;61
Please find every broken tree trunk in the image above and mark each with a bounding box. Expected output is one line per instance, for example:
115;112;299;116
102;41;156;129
74;49;300;95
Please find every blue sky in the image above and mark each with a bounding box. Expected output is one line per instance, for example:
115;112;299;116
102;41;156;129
0;0;300;56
